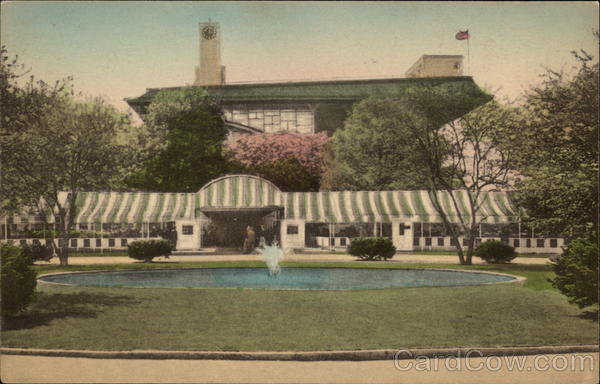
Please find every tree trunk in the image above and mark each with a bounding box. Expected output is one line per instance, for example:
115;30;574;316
453;236;467;265
57;209;70;266
464;227;478;265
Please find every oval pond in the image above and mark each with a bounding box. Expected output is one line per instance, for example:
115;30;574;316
39;268;518;290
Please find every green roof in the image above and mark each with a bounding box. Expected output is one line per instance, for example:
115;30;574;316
125;76;491;116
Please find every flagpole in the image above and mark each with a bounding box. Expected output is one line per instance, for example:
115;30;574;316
467;36;470;76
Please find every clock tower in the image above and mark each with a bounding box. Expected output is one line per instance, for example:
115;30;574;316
194;22;225;86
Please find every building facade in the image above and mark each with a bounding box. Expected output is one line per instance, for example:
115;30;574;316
1;175;564;254
126;22;489;141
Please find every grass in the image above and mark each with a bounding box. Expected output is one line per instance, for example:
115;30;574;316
2;262;596;352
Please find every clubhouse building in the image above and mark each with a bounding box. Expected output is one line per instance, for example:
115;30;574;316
1;174;563;254
0;22;565;254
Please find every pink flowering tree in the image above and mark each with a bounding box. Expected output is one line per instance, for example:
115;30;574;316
226;132;329;191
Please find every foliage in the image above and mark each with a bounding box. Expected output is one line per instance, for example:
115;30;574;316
20;242;54;263
329;84;508;265
254;157;320;192
505;50;599;239
227;132;329;191
1;48;136;266
127;239;172;262
347;237;396;261
28;229;59;239
1;244;37;317
323;97;430;190
126;87;228;192
552;235;599;308
474;240;517;264
68;231;105;239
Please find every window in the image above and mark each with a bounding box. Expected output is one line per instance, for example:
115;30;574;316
399;223;411;236
536;239;545;248
182;225;194;235
462;238;469;246
121;238;128;247
96;238;101;247
450;238;457;246
550;239;558;248
83;239;90;248
340;238;347;246
513;239;520;248
108;238;115;247
425;238;432;246
437;238;444;246
413;237;420;246
70;239;77;247
20;239;27;246
287;225;299;235
33;239;41;246
526;239;531;248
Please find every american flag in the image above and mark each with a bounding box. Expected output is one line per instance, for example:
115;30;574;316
455;30;470;40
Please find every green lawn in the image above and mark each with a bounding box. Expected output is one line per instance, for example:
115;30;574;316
2;262;596;352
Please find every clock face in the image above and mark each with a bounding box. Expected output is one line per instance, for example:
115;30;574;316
202;26;216;40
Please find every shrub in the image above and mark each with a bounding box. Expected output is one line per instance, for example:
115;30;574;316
348;237;396;261
20;243;54;264
127;239;171;262
552;235;598;308
29;229;59;238
68;230;103;238
1;244;37;317
474;240;517;264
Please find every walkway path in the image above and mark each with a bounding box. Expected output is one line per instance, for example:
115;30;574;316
36;252;551;265
2;353;597;383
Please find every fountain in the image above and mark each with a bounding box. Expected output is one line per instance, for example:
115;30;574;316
256;238;284;275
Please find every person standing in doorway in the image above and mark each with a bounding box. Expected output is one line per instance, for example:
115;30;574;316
170;227;178;251
243;225;255;254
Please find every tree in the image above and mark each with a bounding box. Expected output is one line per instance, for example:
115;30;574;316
0;46;71;212
1;244;37;317
322;97;430;191
126;87;229;192
1;50;136;266
506;49;599;239
227;132;328;191
408;96;518;265
552;234;598;308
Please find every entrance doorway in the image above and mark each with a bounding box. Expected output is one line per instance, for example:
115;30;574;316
198;207;282;251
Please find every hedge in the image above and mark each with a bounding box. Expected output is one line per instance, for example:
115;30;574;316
127;239;171;262
1;244;37;317
348;237;396;261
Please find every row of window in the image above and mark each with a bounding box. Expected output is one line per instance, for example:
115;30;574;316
19;238;131;248
416;237;559;248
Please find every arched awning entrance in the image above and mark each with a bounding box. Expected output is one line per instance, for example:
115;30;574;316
196;175;284;249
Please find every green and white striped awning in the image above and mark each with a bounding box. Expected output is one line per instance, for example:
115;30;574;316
282;190;521;223
73;192;198;224
198;175;282;208
17;175;521;224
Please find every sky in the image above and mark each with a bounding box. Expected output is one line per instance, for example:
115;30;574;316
1;1;598;118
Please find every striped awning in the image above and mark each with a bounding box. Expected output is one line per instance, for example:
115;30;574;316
282;190;522;223
73;192;198;224
8;176;522;224
198;175;283;209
